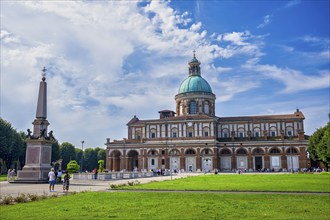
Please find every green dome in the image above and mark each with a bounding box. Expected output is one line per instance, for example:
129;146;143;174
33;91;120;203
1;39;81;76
178;75;212;94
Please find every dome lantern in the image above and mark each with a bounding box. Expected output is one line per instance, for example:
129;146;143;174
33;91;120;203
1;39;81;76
188;50;201;76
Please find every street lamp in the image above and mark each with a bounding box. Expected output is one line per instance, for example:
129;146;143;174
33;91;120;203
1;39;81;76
170;145;173;180
81;141;84;172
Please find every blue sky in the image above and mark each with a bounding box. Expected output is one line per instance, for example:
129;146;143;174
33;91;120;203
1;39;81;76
1;0;329;148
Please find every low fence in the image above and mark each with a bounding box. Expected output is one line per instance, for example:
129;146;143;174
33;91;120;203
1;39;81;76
72;171;172;180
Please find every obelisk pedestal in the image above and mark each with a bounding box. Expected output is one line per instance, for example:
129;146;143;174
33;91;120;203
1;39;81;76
15;67;55;183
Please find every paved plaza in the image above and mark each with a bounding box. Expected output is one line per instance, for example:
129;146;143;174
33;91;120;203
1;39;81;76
0;173;203;197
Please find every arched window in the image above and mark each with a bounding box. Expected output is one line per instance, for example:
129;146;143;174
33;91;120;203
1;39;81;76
286;147;298;154
236;148;247;155
270;148;280;154
170;149;180;156
201;149;211;155
150;129;156;138
203;127;210;137
222;129;229;138
253;127;260;137
270;127;277;137
135;131;141;140
220;149;231;155
204;101;209;114
149;150;156;155
187;127;194;137
185;149;196;155
171;128;178;138
252;148;264;154
286;126;293;137
189;101;197;114
238;128;244;138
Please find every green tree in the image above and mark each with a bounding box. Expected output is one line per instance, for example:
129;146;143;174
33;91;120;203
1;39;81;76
60;142;76;171
75;148;83;171
98;160;104;173
51;140;60;164
84;148;98;171
0;118;25;172
66;160;80;173
96;147;106;162
308;122;330;170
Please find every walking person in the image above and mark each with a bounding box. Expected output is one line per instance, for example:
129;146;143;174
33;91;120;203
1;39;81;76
7;169;12;182
93;168;98;180
58;170;62;183
10;169;15;180
63;171;70;193
48;168;56;192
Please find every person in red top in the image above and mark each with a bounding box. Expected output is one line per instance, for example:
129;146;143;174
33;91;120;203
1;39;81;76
93;168;98;180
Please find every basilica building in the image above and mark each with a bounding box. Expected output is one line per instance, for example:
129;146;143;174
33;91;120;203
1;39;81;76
105;54;309;173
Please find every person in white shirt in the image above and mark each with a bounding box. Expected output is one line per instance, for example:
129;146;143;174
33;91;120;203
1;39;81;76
48;168;56;192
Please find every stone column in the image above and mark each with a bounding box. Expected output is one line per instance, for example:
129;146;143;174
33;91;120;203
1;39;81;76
180;148;185;171
299;146;308;168
196;148;201;171
281;146;287;170
264;148;270;169
212;147;218;170
231;147;236;170
108;156;112;171
247;148;253;170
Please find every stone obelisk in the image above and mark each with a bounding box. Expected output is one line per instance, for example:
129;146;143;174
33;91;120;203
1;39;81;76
16;67;54;183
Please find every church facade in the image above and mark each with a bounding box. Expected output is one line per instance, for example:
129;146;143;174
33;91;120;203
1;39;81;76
105;55;309;173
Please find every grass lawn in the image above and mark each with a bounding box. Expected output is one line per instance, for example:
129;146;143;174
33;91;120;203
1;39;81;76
121;173;330;192
1;191;329;220
1;173;329;219
0;174;8;181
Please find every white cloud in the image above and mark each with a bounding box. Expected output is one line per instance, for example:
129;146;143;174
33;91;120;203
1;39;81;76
250;64;329;93
257;14;272;29
285;0;301;8
221;32;249;46
0;29;20;44
1;0;232;147
1;0;327;148
216;80;259;102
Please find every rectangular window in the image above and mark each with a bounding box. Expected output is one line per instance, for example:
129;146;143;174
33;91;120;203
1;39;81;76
239;132;243;138
223;133;228;138
162;159;165;165
271;131;276;137
151;159;155;165
161;150;165;155
151;133;156;138
204;132;208;137
288;131;292;136
255;132;259;137
173;132;177;138
188;132;193;137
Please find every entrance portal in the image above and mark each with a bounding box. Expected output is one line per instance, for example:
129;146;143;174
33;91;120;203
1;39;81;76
254;156;262;170
127;150;139;171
